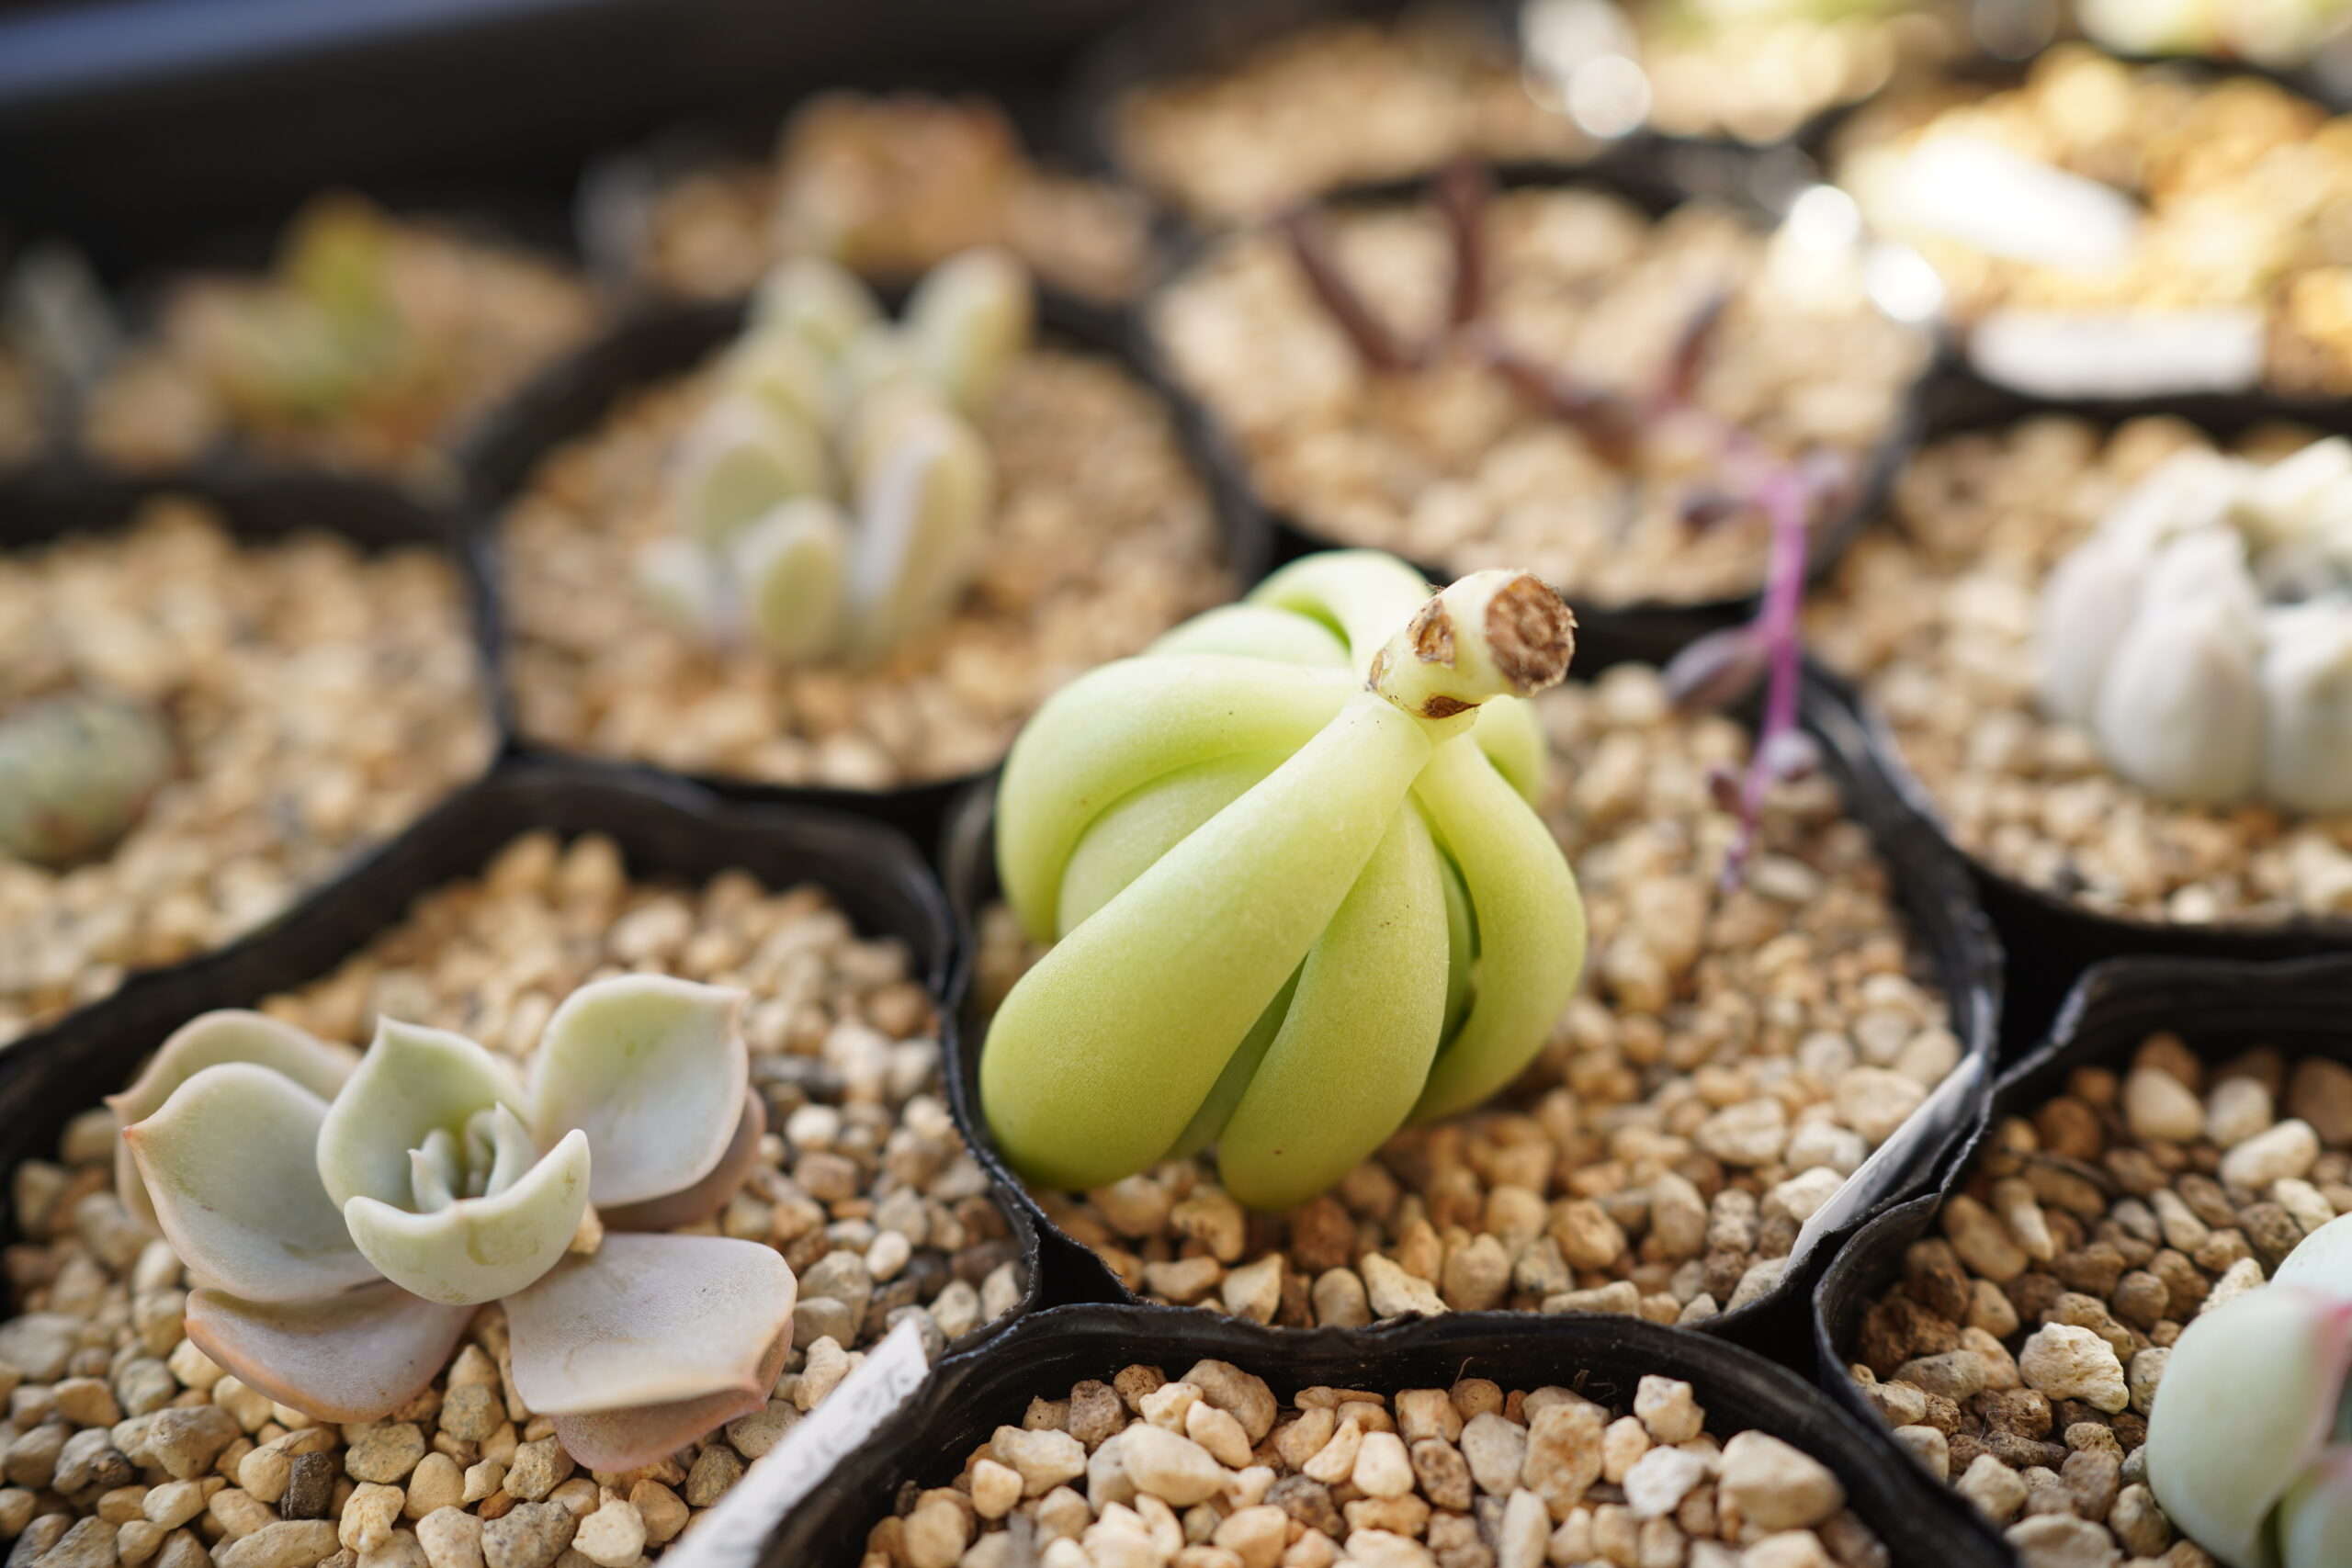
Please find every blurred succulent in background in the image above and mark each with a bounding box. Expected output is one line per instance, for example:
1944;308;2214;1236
982;550;1586;1210
640;248;1029;664
114;976;792;1470
0;689;172;869
2077;0;2352;68
2146;1210;2352;1567
2038;435;2352;814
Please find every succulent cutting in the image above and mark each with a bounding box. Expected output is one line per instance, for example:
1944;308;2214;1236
2038;435;2352;815
0;689;172;869
2146;1209;2352;1567
111;976;793;1471
639;248;1029;664
980;549;1587;1211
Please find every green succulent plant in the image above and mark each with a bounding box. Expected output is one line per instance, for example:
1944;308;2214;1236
113;976;792;1471
2147;1210;2352;1567
980;550;1587;1211
0;690;172;869
640;248;1028;665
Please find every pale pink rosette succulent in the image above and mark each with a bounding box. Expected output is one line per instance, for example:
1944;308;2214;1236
2147;1212;2352;1568
110;976;795;1471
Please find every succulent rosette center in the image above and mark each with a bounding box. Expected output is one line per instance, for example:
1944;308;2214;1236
110;976;794;1471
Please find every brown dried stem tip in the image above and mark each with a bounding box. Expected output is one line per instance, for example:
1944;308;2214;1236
1370;570;1577;723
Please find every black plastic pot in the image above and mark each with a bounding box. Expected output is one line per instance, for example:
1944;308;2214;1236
765;1301;2010;1568
1810;950;2352;1566
1828;378;2352;1054
0;465;508;1020
459;288;1271;858
935;650;2002;1358
1136;160;1939;666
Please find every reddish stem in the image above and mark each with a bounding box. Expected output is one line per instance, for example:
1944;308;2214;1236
1471;334;1642;466
1280;209;1419;374
1433;159;1494;329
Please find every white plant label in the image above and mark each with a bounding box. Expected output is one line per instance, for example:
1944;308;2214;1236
1873;135;2142;274
669;1317;933;1568
1972;308;2267;398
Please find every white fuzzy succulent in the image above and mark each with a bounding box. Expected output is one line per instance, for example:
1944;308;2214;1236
2036;437;2352;816
641;248;1030;665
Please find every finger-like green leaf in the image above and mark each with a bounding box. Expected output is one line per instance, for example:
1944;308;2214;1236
527;976;749;1208
108;1010;359;1232
503;1233;797;1416
125;1064;379;1303
734;498;849;663
674;396;831;547
318;1019;525;1211
342;1130;590;1306
2148;1285;2352;1568
1148;604;1352;669
2282;1449;2352;1568
186;1281;473;1424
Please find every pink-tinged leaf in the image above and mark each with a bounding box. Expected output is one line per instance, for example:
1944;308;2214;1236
551;1330;792;1472
187;1282;473;1424
526;976;750;1208
107;1010;358;1233
603;1092;765;1233
1664;626;1769;714
126;1064;379;1303
503;1234;797;1416
2281;1447;2352;1568
2147;1285;2352;1568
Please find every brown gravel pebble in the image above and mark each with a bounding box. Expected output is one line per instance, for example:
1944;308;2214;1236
1110;15;1597;224
980;663;1963;1327
0;829;1026;1563
1806;414;2352;924
859;1362;1883;1568
1152;186;1928;608
1838;47;2352;398
619;91;1151;307
1843;1031;2352;1562
0;499;494;1040
81;197;599;489
502;335;1233;790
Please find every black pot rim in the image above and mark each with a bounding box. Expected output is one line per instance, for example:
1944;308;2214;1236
933;651;2003;1343
452;284;1273;831
763;1298;2011;1568
1133;155;1941;649
1808;947;2352;1566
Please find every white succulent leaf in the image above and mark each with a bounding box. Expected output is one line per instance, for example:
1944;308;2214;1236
673;395;831;547
2039;531;2150;725
2259;601;2352;814
749;254;880;360
903;247;1034;414
637;536;731;640
734;497;851;662
721;332;837;431
845;405;993;662
2091;534;2265;804
2237;435;2352;547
